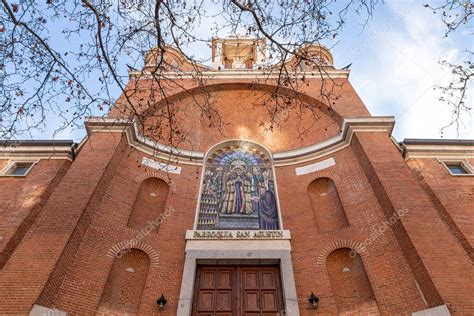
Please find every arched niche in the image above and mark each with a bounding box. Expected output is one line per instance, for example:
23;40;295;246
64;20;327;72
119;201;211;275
326;248;378;313
97;249;150;314
196;140;281;230
308;177;348;232
128;177;169;232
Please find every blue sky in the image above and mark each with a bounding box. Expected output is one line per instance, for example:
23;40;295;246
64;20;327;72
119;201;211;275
334;1;473;141
23;0;474;142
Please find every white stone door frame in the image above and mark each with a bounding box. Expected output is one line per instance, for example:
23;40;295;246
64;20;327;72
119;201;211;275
177;238;300;316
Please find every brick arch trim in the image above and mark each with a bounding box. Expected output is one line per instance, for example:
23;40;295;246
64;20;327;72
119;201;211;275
106;241;160;266
134;170;176;193
306;170;342;187
316;240;368;265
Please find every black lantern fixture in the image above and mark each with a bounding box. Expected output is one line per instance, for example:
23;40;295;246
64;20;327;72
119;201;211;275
308;292;319;309
156;294;167;310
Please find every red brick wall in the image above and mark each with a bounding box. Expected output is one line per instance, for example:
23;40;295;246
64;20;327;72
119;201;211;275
0;159;70;268
49;145;200;314
0;132;123;314
31;134;439;315
353;132;474;314
277;145;426;315
141;86;341;153
338;301;381;316
407;158;473;258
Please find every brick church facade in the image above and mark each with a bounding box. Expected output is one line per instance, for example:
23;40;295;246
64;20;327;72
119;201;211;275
0;37;473;315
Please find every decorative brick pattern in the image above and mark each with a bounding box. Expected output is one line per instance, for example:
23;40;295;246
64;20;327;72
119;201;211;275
316;240;368;265
134;170;177;193
107;242;159;267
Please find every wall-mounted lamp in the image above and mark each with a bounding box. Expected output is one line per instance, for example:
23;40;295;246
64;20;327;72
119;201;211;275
309;292;319;309
156;294;167;310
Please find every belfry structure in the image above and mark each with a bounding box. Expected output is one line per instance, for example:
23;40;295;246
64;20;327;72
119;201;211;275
0;37;473;315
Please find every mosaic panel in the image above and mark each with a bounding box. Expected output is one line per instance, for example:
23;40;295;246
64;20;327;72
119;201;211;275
197;144;280;230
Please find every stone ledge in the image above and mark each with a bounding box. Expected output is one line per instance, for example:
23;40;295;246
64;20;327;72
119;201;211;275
30;305;68;316
412;304;451;316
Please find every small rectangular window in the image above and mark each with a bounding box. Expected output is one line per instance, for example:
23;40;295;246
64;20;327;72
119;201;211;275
443;160;472;176
447;164;468;175
1;162;34;176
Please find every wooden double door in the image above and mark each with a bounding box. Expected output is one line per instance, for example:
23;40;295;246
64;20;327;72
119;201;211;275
192;265;284;315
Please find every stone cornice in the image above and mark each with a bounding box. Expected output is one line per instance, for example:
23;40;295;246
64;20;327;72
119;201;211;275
273;117;395;165
84;116;395;166
0;140;75;161
84;117;203;162
401;140;474;160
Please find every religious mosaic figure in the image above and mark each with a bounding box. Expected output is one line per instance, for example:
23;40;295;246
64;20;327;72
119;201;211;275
213;167;224;202
220;161;253;214
196;143;281;230
203;170;215;196
250;167;265;212
257;180;280;229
